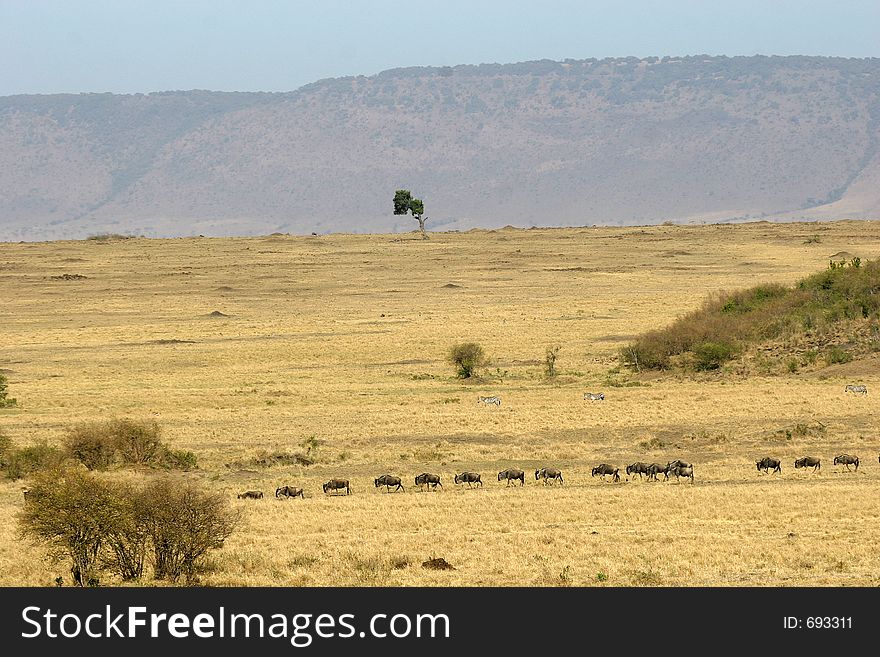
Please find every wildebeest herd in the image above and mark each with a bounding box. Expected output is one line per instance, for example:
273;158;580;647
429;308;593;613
235;388;873;499
235;450;873;499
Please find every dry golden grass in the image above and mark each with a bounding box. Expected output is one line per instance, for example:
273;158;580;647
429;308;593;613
1;220;879;586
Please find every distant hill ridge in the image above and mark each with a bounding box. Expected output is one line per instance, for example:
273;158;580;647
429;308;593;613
2;55;879;241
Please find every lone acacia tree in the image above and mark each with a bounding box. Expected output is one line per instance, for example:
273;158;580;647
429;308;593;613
393;189;428;239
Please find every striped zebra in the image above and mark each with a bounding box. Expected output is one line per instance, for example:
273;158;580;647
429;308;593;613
478;395;501;406
845;384;868;395
584;392;605;401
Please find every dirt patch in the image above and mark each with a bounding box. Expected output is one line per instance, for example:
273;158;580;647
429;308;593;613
148;339;197;345
422;557;455;571
441;283;462;288
207;310;230;317
215;286;235;292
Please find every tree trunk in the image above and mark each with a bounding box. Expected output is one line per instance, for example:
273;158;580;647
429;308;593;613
416;216;428;239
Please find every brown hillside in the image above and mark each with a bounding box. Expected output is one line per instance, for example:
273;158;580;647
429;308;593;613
1;56;880;241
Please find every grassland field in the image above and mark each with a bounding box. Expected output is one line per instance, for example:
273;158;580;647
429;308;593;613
1;220;879;587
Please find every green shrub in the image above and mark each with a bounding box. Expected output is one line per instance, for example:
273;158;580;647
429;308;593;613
693;342;736;370
0;373;17;407
2;442;65;480
824;346;853;365
448;342;488;378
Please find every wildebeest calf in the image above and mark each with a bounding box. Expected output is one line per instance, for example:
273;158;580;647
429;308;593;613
237;490;264;499
535;467;563;485
275;485;304;499
454;472;482;488
592;464;620;482
794;456;821;472
498;468;525;486
374;474;404;492
756;457;782;474
833;454;859;471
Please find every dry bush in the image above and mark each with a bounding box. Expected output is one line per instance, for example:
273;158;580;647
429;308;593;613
139;478;239;583
18;469;235;585
1;437;65;481
63;419;196;471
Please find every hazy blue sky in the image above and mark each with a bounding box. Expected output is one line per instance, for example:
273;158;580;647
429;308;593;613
1;0;878;96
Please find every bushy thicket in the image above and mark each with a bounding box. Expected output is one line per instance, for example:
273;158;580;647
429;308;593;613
18;469;238;585
63;419;196;471
621;259;880;371
0;432;65;480
448;342;488;378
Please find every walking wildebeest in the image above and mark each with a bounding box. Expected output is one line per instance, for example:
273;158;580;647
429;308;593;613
275;485;304;499
498;468;525;486
454;472;483;488
756;457;782;474
661;460;692;481
415;472;442;490
374;474;405;492
845;384;868;395
645;463;667;482
668;464;695;483
323;479;351;495
794;456;821;473
535;467;564;485
237;490;264;499
584;392;605;401
626;462;651;480
592;464;620;482
833;454;859;471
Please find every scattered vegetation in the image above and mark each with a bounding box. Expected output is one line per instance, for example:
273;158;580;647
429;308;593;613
0;434;64;481
622;258;880;371
63;419;196;471
544;345;561;378
448;342;488;379
0;373;17;407
86;233;134;242
18;469;238;585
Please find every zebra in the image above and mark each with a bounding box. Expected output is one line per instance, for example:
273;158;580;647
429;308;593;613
478;395;501;406
845;384;868;395
584;392;605;401
535;467;564;485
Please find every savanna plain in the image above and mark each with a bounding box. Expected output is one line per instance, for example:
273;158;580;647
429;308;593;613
1;220;878;587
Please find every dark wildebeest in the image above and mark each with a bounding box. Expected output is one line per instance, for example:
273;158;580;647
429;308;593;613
626;462;651;480
645;463;668;482
794;456;821;473
756;457;782;474
833;454;859;471
498;468;525;486
275;485;304;499
454;472;482;488
668;464;695;483
374;474;405;492
535;467;564;485
415;472;442;490
592;464;620;482
237;490;264;499
323;479;351;495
